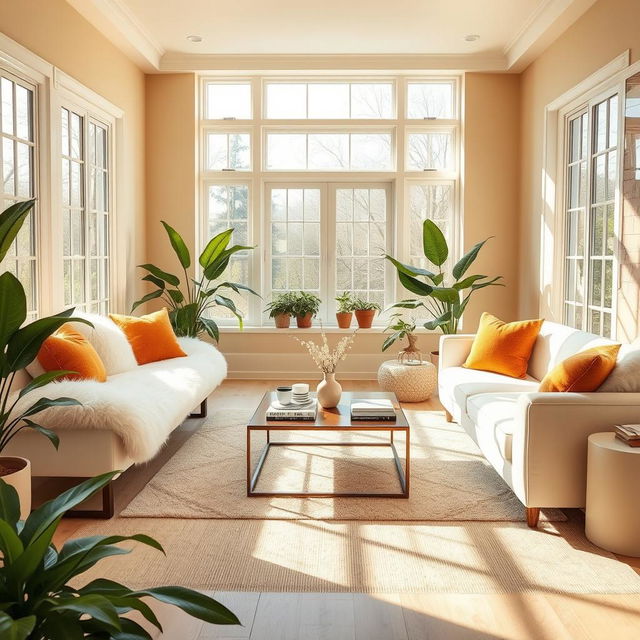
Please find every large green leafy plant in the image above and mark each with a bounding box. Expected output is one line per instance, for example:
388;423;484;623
0;199;89;456
0;472;239;638
386;219;502;334
132;222;258;341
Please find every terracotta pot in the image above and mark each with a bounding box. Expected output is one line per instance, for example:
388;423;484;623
0;456;31;520
274;313;291;329
317;372;342;409
430;350;440;368
296;313;313;328
354;309;376;328
336;311;353;329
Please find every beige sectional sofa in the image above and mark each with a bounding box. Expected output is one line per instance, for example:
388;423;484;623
438;321;640;527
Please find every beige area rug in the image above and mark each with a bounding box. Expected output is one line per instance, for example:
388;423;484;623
73;516;640;594
122;408;565;522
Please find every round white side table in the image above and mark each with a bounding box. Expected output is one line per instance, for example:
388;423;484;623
585;432;640;557
377;359;437;402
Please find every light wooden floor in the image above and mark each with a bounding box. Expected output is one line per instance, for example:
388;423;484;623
49;380;640;640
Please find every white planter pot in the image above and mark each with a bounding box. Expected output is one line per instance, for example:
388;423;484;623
0;456;31;520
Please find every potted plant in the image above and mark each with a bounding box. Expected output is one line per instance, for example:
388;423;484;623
382;314;423;363
265;292;296;328
386;219;502;366
133;221;259;342
0;199;90;519
352;298;381;329
335;291;355;328
290;291;321;328
0;472;240;637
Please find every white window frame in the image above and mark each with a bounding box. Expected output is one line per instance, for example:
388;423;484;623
541;52;640;337
198;74;462;329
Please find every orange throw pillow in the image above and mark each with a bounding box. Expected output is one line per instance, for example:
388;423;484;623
37;324;107;382
463;312;544;379
109;308;186;365
539;344;621;392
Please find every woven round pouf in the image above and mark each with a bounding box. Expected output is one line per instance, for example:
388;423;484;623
377;359;437;402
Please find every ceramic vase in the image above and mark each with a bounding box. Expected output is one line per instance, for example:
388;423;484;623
1;457;31;520
317;372;342;409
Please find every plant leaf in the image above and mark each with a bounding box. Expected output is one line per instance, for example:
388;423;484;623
0;198;35;262
130;586;241;626
19;370;75;398
0;272;26;352
20;396;81;418
470;275;504;291
422;219;448;267
167;289;184;304
0;480;21;529
384;255;437;280
20;472;118;546
138;264;180;287
423;310;452;331
131;289;163;312
199;229;233;269
430;287;460;304
203;256;230;281
50;594;121;632
0;612;36;640
453;274;487;290
0;519;24;562
142;274;166;289
200;317;219;342
398;271;434;297
382;331;403;351
21;419;60;450
452;238;491;280
161;221;191;269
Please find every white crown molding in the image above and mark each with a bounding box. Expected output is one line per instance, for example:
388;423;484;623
505;0;598;71
66;0;164;71
159;52;508;73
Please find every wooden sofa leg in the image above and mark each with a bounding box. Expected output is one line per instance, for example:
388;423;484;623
444;409;454;423
66;482;114;519
526;507;540;528
189;398;208;419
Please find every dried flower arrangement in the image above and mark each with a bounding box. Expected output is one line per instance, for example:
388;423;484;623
294;329;357;373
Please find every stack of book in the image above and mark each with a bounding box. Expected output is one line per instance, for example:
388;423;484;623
614;424;640;447
351;399;397;421
266;399;317;421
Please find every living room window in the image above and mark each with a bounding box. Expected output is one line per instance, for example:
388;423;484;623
0;71;38;321
61;106;111;313
199;75;461;327
562;93;620;337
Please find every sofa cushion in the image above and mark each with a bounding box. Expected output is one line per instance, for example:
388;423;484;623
467;393;521;462
12;337;226;464
528;321;614;381
439;366;539;420
463;313;543;379
599;341;640;392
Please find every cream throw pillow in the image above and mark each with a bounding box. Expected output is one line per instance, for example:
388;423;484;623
598;341;640;392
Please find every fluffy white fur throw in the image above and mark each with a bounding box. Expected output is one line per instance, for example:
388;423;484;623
12;338;227;463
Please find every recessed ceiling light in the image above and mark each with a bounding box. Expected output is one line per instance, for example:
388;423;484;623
186;35;203;43
464;34;480;42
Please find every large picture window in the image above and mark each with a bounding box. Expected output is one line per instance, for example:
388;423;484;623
199;75;461;326
562;93;619;337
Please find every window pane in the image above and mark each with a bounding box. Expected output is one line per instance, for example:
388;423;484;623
205;83;251;119
407;132;453;170
1;77;13;134
266;133;306;169
407;82;454;119
308;133;348;169
15;84;32;141
351;133;392;170
206;132;250;170
351;83;393;118
205;184;251;319
266;84;306;118
308;84;349;118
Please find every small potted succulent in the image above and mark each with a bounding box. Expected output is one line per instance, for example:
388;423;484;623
352;297;381;329
291;291;321;328
335;291;355;328
265;292;296;328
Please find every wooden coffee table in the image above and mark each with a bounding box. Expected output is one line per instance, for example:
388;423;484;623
246;391;410;498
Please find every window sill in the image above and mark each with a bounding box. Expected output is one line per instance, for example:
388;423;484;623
218;325;437;334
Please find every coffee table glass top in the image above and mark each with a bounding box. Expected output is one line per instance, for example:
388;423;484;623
248;390;408;429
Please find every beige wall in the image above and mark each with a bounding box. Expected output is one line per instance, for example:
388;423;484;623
0;0;146;309
519;0;640;323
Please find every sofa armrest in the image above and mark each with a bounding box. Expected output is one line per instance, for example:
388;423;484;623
438;334;475;371
510;392;640;507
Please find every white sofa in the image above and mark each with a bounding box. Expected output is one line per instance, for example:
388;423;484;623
438;321;640;527
6;314;227;516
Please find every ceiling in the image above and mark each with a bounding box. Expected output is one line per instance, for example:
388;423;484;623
66;0;598;73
